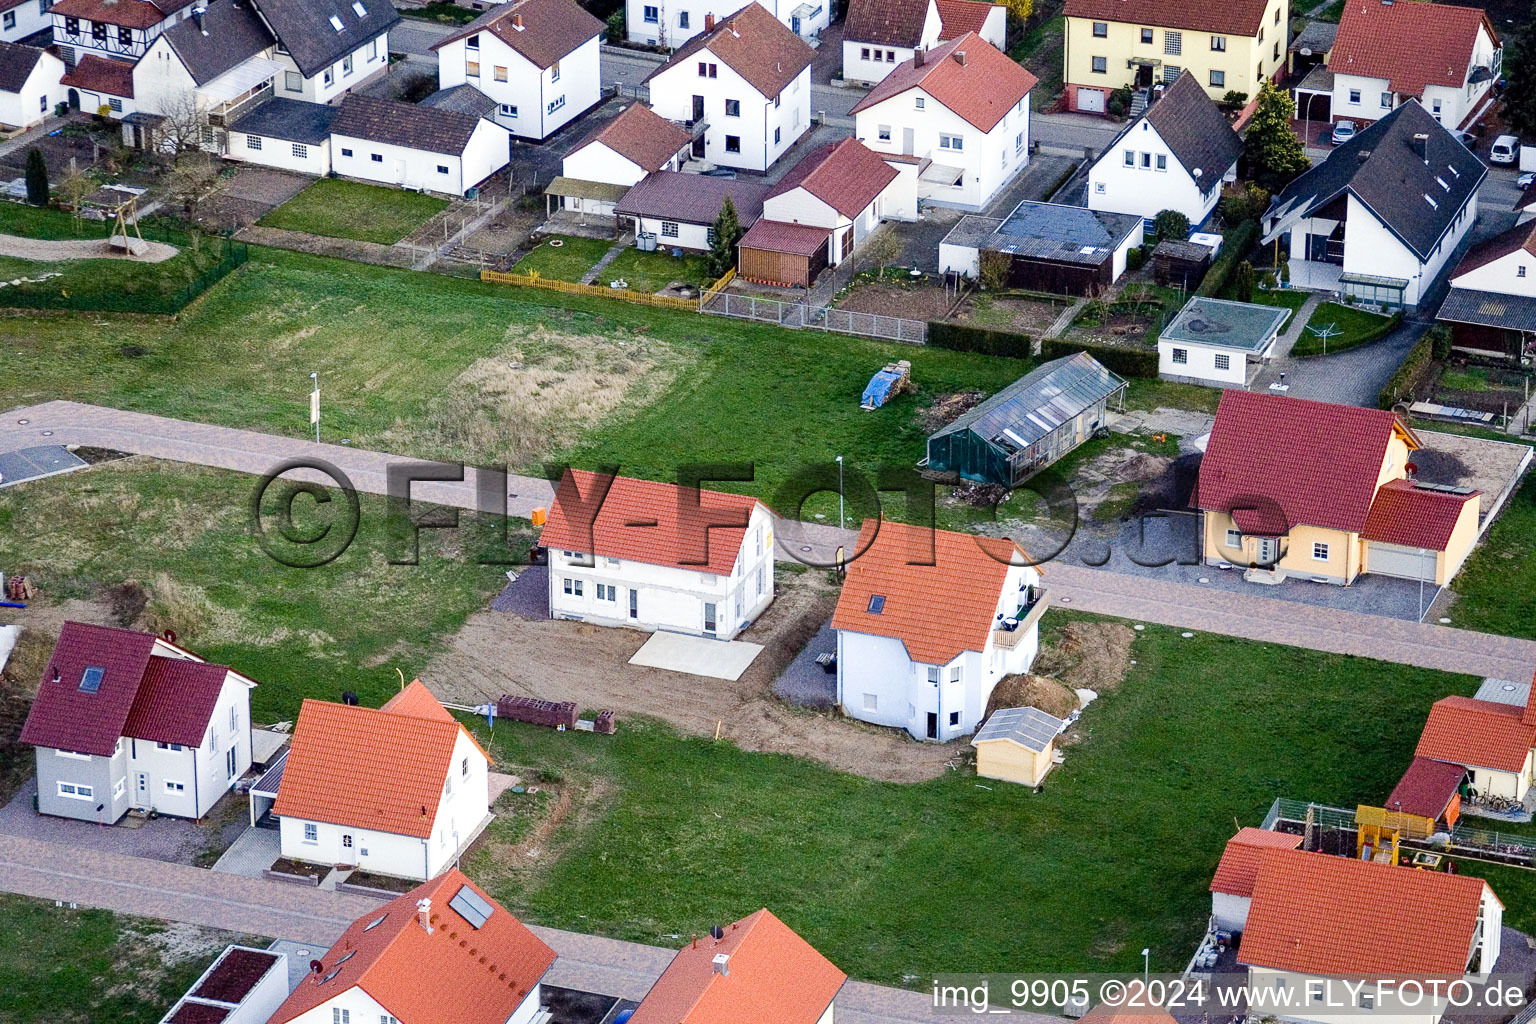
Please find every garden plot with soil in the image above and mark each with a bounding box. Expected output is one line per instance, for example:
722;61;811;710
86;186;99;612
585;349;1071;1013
947;291;1069;336
1062;291;1169;350
423;568;962;783
835;280;956;320
1430;362;1531;418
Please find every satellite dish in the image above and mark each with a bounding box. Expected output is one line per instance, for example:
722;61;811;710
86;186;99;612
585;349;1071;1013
341;691;359;706
709;925;725;941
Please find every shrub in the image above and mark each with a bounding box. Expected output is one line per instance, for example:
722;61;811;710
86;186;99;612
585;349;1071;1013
1378;334;1434;409
1222;90;1250;108
979;250;1011;292
1039;338;1159;378
1429;323;1453;360
1197;219;1258;297
1153;210;1190;243
1234;260;1255;301
1126;246;1146;272
24;147;47;206
606;8;625;41
927;321;1034;358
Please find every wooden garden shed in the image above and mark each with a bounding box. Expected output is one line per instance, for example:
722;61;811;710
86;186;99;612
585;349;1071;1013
972;706;1067;786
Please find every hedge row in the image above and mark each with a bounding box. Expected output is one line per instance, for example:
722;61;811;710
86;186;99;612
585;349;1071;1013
1196;219;1259;298
1378;333;1433;409
926;320;1034;358
1040;337;1159;378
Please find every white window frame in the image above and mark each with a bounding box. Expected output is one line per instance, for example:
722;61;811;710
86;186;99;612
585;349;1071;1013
57;781;93;800
304;822;319;842
1171;347;1188;364
862;693;878;711
1312;541;1330;562
1225;528;1243;549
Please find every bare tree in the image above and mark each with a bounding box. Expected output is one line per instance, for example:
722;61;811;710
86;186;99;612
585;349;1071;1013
861;229;904;277
163;152;224;224
151;89;213;159
57;163;95;222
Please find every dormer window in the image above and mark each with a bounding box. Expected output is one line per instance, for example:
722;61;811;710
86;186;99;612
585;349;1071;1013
352;1;366;15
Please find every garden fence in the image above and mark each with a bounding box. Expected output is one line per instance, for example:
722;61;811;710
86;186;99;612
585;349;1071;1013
479;269;699;310
0;230;247;315
704;291;927;344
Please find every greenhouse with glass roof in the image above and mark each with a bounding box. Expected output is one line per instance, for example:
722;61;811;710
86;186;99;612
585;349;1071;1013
922;352;1127;488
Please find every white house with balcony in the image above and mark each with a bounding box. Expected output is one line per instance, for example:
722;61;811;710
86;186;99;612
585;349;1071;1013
625;0;828;49
832;520;1047;743
538;470;776;640
431;0;602;140
643;2;813;173
20;622;256;825
851;33;1035;212
1323;0;1499;131
1261;100;1483;310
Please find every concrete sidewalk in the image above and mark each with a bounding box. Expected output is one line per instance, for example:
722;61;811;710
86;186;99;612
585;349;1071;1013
0;832;963;1023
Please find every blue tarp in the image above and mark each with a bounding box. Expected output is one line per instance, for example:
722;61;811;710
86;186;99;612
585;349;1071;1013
862;369;903;409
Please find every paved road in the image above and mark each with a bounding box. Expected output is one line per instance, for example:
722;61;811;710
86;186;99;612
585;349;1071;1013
0;832;963;1023
5;400;1534;680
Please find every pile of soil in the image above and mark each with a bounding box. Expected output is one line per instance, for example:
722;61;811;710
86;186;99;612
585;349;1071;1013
1120;452;1173;482
1128;451;1203;520
952;480;1009;508
986;674;1079;718
1034;621;1135;694
918;390;985;432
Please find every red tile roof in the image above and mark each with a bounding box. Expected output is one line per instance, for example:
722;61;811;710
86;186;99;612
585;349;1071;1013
1453;217;1536;278
571;103;691;174
1415;695;1536;773
1241;849;1491;977
429;0;602;69
272;685;485;837
832;519;1030;664
767;138;898;219
1195;390;1419;535
50;0;180;27
1361;479;1478;551
935;0;1002;39
850;33;1036;132
1329;0;1497;98
627;909;846;1024
1080;1004;1178;1024
1387;756;1466;819
60;55;135;98
121;657;231;748
1208;827;1304;898
845;0;931;48
645;2;814;99
269;869;555;1024
19;622;243;757
538;470;765;577
739;218;832;256
1064;0;1271;38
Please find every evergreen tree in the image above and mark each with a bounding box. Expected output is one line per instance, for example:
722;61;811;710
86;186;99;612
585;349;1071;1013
1235;260;1256;302
1244;80;1310;191
24;147;48;207
1153;209;1190;242
707;196;742;279
1504;8;1536;138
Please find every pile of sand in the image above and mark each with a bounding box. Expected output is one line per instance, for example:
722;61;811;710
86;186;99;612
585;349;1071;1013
986;673;1079;718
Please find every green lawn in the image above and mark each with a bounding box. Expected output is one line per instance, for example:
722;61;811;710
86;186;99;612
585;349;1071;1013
0;205;240;313
1448;472;1536;639
1289;301;1397;357
0;894;246;1024
1439;366;1497;392
511;235;615;282
460;614;1477;983
600;246;713;293
257;179;448;245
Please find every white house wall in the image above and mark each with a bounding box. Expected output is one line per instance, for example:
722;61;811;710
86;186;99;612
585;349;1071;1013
562;140;647;187
939;239;979;276
1158;339;1254;385
1332;24;1496;129
1211;891;1251;933
855;85;1030;211
632;212;714;250
332;118;508;196
423;729;491;878
437;31;599;140
1087;117;1230;225
1450;246;1536;295
1342;191;1477;308
2;0;52;42
1243;965;1452;1024
626;0;827;48
842;41;918;86
649;57;810;171
227;130;332;175
0;50;65;130
546;505;775;639
280;814;433;878
272;34;389;104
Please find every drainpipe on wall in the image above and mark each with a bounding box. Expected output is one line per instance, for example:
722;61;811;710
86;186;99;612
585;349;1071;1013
191;747;200;821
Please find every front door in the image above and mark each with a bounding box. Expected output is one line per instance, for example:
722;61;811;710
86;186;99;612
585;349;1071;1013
840;227;853;262
901;127;915;155
341;833;354;864
791;13;801;34
1256;538;1279;565
67;88;79;110
133;772;148;807
692;94;705;121
926;713;938;739
703;602;717;636
226;748;237;779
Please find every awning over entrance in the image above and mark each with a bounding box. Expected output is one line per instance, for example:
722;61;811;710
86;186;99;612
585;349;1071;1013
919;161;964;186
543;176;631;204
197;56;283;104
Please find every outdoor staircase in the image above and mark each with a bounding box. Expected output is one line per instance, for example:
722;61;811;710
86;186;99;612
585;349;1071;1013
1130;90;1149;117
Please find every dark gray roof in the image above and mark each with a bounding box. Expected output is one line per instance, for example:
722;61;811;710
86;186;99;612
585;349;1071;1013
0;41;46;93
613;171;769;226
331;94;484;155
1161;296;1288;353
251;0;399;79
946;200;1143;267
1263;100;1486;262
160;0;275;86
1141;71;1242;183
250;748;287;796
972;706;1067;753
420;83;497;118
228;97;339;144
1289;18;1337;54
931;351;1127;448
1437;287;1536;332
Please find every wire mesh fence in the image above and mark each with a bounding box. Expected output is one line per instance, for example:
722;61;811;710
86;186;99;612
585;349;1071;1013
0;228;248;315
704;291;927;344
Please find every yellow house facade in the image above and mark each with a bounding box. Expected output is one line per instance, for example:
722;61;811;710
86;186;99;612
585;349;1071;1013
1062;0;1289;113
1196;391;1481;586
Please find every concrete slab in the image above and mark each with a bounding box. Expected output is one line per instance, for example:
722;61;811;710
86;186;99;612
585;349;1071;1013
0;445;87;488
1413;428;1534;533
267;939;332;993
250;728;290;766
211;826;280;879
487;770;521;804
627;631;764;680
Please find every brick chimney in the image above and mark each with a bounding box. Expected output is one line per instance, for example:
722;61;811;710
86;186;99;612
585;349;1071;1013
1410;132;1429;163
913;46;925;66
705;12;715;30
511;12;523;28
416;898;433;934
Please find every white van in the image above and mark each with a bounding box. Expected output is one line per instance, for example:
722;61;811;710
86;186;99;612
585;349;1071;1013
1491;135;1519;165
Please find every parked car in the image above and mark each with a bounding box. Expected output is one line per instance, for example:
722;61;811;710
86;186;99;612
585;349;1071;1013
1519;172;1535;189
1450;129;1477;149
1491;134;1520;164
1331;120;1356;145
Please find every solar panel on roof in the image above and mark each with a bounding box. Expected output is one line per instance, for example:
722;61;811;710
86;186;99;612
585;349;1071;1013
449;885;494;929
79;666;104;693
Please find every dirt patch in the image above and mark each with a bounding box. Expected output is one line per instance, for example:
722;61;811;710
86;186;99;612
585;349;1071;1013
949;294;1065;336
1033;621;1134;694
986;674;1080;718
398;324;692;465
467;777;614;896
917;390;985;432
424;571;967;781
836;282;955;320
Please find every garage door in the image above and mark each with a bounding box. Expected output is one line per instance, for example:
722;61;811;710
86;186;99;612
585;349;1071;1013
1368;542;1437;581
1077;88;1106;113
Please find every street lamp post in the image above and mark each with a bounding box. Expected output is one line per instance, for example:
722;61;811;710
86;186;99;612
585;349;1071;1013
835;455;845;530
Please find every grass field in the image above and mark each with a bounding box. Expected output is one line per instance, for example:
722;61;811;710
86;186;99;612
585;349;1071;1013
601;246;712;292
0;894;244;1024
257;179;448;245
1289;302;1396;357
1448;471;1536;639
461;614;1476;983
512;236;614;281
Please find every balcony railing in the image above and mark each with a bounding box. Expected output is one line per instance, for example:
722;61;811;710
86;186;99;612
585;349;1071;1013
992;586;1049;650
